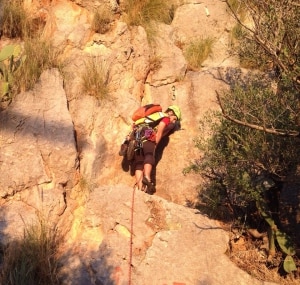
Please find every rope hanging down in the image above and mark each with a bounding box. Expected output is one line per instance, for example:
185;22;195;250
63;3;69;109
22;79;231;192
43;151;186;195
128;186;136;285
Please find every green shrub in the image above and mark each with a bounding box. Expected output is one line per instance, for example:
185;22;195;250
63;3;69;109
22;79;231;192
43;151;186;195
184;72;299;218
184;37;214;70
0;217;60;285
81;57;109;100
226;0;300;79
0;44;25;101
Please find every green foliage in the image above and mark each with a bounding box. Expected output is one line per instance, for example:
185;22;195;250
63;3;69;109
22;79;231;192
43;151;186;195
276;230;296;256
185;66;300;277
185;72;300;220
258;197;296;273
227;0;300;78
222;74;299;176
81;57;109;100
79;176;96;194
184;37;214;70
230;23;245;40
283;256;297;274
185;113;258;221
0;2;58;99
236;29;271;70
0;44;25;101
0;217;60;285
187;0;300;279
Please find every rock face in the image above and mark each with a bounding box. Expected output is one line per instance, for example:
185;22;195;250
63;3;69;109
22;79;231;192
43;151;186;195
59;185;277;285
0;0;280;284
0;70;77;240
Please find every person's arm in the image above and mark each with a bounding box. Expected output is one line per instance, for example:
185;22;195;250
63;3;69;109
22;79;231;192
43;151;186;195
155;120;167;145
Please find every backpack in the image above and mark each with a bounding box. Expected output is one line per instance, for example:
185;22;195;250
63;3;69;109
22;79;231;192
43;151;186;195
132;104;167;127
132;104;162;121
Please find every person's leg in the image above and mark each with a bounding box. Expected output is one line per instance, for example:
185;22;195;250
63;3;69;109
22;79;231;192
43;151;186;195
133;149;144;190
142;141;156;181
143;163;152;181
142;141;156;193
135;169;143;190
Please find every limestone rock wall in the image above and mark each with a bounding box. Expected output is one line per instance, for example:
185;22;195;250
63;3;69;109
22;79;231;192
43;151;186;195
0;1;278;284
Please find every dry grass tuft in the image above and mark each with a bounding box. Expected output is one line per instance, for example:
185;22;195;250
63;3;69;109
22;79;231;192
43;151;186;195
1;0;45;39
0;217;61;285
13;38;59;94
92;7;113;34
149;52;162;72
184;37;214;70
81;57;109;100
123;0;175;43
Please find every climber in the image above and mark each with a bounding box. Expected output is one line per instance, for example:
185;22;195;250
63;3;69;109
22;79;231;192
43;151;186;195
133;105;181;194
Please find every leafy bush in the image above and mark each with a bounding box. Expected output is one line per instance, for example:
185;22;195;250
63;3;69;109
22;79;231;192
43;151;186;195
192;0;300;278
184;37;214;70
185;71;299;210
226;0;300;78
0;217;60;285
81;57;109;100
184;70;299;275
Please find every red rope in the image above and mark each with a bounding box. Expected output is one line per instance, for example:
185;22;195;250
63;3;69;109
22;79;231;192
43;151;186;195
128;186;136;285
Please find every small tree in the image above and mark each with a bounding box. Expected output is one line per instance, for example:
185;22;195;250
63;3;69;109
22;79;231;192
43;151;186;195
226;0;300;86
186;0;300;276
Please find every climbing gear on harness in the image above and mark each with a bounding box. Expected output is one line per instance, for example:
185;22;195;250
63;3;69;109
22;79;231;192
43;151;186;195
128;109;166;158
131;123;156;154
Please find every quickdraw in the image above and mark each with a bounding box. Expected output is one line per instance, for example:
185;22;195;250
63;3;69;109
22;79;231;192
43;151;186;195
171;85;176;100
